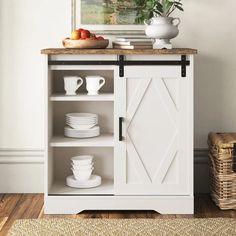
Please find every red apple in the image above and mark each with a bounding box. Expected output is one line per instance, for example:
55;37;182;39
77;28;84;32
81;29;90;39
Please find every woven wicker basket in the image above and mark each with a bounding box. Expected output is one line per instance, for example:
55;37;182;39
208;132;236;210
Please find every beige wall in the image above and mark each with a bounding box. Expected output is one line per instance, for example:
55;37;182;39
175;0;236;148
0;0;235;150
0;0;70;149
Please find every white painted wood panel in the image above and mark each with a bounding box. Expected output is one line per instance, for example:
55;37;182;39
50;93;114;101
50;134;114;147
115;65;193;196
45;195;193;214
49;179;113;195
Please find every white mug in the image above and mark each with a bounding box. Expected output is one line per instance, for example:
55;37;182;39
86;76;106;95
64;76;83;95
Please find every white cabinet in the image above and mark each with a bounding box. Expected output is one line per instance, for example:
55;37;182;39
115;66;193;196
42;49;196;214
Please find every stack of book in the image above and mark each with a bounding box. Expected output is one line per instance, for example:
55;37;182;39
113;37;153;49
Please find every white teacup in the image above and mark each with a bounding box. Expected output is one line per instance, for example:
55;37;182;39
86;76;105;95
64;76;83;95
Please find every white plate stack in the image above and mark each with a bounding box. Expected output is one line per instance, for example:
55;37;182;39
65;113;100;138
66;155;101;189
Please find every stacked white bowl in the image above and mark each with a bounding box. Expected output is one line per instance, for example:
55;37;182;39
71;155;94;181
66;155;102;188
65;113;100;138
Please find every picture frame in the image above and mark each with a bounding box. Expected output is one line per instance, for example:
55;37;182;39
71;0;145;35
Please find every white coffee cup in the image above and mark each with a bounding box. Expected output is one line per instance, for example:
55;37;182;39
86;76;105;95
64;76;83;95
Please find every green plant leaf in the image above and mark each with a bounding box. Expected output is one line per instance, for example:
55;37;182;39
134;0;184;20
175;5;184;11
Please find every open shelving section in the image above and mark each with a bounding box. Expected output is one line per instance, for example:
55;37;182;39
47;66;115;198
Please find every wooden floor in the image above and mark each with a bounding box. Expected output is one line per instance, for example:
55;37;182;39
0;194;235;235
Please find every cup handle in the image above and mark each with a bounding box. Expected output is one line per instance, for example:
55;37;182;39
172;18;181;26
98;78;105;90
76;77;83;90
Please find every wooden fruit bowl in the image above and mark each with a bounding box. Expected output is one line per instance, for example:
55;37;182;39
63;39;109;49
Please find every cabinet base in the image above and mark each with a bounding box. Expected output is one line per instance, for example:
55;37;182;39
44;195;194;214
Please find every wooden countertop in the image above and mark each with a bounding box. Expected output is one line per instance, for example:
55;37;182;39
41;48;197;55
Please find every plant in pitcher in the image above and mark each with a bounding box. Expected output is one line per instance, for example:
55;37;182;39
135;0;184;49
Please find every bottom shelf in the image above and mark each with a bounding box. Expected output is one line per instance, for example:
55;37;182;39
49;178;114;196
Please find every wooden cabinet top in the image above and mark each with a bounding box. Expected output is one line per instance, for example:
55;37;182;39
41;48;197;55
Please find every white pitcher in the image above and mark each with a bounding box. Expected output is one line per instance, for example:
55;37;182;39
64;76;83;95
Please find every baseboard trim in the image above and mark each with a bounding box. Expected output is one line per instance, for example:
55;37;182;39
194;148;208;164
0;149;44;193
194;148;209;193
0;149;44;163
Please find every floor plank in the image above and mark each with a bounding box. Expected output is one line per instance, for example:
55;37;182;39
0;194;22;218
1;194;43;235
108;211;127;219
76;211;109;219
102;210;148;219
146;211;176;219
0;217;8;232
0;195;4;202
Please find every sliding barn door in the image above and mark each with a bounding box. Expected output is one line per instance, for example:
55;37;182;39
114;66;193;195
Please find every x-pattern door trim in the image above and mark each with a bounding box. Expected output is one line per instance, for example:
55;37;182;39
126;76;179;184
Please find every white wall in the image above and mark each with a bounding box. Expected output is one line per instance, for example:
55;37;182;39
0;0;235;192
0;0;70;149
0;0;70;192
175;0;236;148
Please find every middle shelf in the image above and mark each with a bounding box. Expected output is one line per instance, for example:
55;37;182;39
50;133;114;147
50;93;114;102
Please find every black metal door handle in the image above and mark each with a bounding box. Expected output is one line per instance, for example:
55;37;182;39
119;117;123;141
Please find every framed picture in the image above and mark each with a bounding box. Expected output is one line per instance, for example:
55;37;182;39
72;0;145;35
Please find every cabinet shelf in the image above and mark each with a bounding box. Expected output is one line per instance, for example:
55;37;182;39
50;93;114;102
50;133;114;147
49;178;114;196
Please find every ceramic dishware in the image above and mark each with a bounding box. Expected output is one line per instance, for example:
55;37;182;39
66;175;102;188
66;113;98;120
65;113;99;133
86;76;105;95
68;124;96;130
64;126;100;138
64;76;83;95
71;155;94;165
72;167;94;181
71;163;94;170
